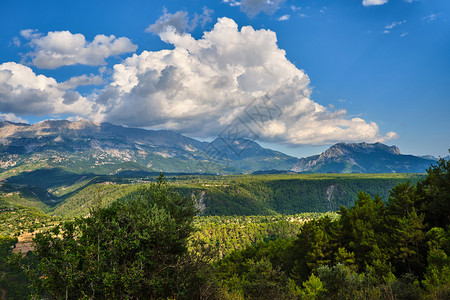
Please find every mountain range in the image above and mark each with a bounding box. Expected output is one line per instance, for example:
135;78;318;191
0;120;438;175
0;120;297;175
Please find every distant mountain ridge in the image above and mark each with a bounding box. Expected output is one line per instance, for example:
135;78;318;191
291;142;435;173
0;120;437;175
0;120;297;174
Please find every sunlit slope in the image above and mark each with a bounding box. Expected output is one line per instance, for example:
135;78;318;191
47;173;423;218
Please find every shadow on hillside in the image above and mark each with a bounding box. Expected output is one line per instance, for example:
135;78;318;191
3;168;97;207
2;167;210;208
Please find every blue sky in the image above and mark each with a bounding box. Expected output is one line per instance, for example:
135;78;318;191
0;0;449;158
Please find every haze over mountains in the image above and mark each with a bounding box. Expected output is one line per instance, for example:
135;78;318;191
0;120;437;175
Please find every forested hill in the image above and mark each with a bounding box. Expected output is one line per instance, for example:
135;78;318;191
30;173;423;218
2;159;447;299
174;173;424;216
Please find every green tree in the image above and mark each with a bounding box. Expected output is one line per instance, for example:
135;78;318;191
417;157;450;228
385;182;426;275
300;273;324;300
0;236;34;299
31;174;203;299
422;227;450;299
339;192;391;278
290;217;337;282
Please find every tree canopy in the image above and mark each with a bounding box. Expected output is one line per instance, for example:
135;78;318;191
31;174;203;299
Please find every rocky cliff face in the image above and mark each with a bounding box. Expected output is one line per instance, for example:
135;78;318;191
291;142;433;173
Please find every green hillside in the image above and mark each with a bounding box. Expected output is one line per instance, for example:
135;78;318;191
173;173;424;215
0;193;58;236
37;173;424;218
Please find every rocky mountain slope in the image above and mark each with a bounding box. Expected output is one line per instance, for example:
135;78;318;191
291;142;435;173
0;120;297;174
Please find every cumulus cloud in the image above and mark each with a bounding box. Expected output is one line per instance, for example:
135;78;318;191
224;0;285;17
93;17;396;146
363;0;389;6
20;29;41;40
146;7;213;35
0;62;94;116
21;30;137;68
59;74;103;90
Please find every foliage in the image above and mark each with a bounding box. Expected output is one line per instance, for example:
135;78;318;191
214;238;300;299
0;235;36;299
190;213;329;259
51;183;140;218
214;159;449;299
421;227;450;299
4;172;422;219
30;174;207;299
417;158;450;228
0;195;58;236
183;174;420;215
0;160;446;299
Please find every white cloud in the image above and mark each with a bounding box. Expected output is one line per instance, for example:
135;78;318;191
20;29;41;40
223;0;241;8
385;131;399;140
383;20;406;33
363;0;416;6
92;17;396;146
278;14;290;21
363;0;389;6
21;30;137;69
0;113;28;123
224;0;285;17
0;62;94;116
146;10;190;34
59;74;103;90
146;7;213;35
385;20;405;29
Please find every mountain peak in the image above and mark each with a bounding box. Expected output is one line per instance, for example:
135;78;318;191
36;119;100;131
292;142;431;173
0;119;298;174
329;142;401;155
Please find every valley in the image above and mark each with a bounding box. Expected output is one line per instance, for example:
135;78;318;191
0;120;446;299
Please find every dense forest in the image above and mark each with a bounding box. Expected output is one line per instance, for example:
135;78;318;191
1;172;420;219
0;160;448;299
175;173;422;215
